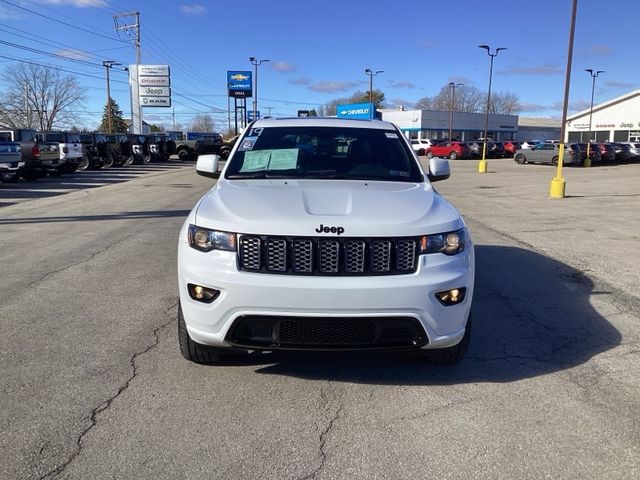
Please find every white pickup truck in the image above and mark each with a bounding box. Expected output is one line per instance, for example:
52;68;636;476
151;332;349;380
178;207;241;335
38;132;84;173
0;139;23;182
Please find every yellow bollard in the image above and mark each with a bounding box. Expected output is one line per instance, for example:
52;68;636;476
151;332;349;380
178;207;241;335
478;142;488;173
583;156;592;168
549;143;566;199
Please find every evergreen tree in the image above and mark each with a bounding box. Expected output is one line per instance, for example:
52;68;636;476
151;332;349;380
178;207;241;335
98;97;128;133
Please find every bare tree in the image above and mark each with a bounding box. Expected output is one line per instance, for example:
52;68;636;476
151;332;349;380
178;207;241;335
414;97;433;109
0;63;86;130
489;90;520;115
189;114;215;132
322;90;386;116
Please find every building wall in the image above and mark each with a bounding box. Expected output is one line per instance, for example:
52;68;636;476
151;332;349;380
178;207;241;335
566;92;640;142
382;110;518;141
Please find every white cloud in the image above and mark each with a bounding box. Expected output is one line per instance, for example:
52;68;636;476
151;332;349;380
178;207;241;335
271;61;295;73
289;77;312;86
55;48;91;60
308;81;359;93
37;0;108;7
180;4;207;15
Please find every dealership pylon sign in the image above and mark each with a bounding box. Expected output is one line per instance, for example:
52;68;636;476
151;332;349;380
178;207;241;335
129;64;171;134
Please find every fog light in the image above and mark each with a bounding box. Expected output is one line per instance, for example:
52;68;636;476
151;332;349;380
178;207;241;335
435;287;466;306
187;283;220;303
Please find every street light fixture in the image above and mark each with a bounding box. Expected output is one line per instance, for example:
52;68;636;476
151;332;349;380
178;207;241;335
103;60;121;133
584;68;604;168
477;45;506;173
448;82;463;142
249;57;269;122
365;68;383;119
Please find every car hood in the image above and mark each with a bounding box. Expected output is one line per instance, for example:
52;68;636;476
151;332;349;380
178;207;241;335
194;179;463;237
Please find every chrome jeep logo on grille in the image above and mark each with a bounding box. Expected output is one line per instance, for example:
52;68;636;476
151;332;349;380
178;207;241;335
315;224;345;235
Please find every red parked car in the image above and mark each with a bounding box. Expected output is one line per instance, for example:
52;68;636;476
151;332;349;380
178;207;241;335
425;141;470;160
503;140;521;157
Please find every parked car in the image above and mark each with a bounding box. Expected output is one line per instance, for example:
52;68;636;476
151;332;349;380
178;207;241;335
520;141;540;150
126;134;151;164
513;143;581;166
426;141;470;160
104;134;130;166
149;134;173;162
502;140;521;157
38;131;84;173
78;133;110;170
596;143;616;163
467;141;504;158
175;133;223;160
620;142;640;160
410;138;433;156
178;117;474;364
0;139;24;182
570;143;602;163
0;128;62;179
608;142;635;163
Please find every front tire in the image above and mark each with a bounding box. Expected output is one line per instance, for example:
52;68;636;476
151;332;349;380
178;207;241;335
177;148;192;160
178;304;221;364
449;151;458;160
514;154;526;165
426;151;434;159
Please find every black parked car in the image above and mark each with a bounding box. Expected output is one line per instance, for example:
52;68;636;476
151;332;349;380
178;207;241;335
78;133;110;170
127;134;151;164
468;141;505;158
570;143;602;164
104;134;130;166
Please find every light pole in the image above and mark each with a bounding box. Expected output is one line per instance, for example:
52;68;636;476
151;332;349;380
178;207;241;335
249;57;269;122
448;82;463;141
103;60;121;133
478;45;506;173
584;68;604;168
549;0;578;199
365;68;383;119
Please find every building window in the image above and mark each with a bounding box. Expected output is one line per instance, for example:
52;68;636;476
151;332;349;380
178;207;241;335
613;130;629;142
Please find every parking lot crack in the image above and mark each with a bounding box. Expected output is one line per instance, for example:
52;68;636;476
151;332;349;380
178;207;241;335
26;234;132;290
298;384;344;480
38;305;176;480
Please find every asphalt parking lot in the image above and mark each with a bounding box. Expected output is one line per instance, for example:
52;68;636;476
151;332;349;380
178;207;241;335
1;157;639;479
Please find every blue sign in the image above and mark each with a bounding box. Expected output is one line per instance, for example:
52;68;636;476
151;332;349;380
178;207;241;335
247;110;261;122
336;102;375;120
227;70;252;98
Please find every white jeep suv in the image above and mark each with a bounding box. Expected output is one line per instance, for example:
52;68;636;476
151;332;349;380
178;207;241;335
177;117;474;364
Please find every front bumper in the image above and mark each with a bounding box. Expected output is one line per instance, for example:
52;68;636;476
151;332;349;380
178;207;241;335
178;234;474;351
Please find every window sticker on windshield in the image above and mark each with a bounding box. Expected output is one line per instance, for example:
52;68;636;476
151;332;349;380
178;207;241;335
389;170;410;177
239;136;258;151
241;150;271;171
268;149;298;170
385;132;399;139
249;128;263;137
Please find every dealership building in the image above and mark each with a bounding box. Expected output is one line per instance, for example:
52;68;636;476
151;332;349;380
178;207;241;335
565;89;640;143
381;109;519;141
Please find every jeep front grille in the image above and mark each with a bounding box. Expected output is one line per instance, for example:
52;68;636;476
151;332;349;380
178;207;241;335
238;235;418;276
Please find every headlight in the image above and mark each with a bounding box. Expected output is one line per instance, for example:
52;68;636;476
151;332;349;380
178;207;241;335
419;228;467;255
188;225;237;252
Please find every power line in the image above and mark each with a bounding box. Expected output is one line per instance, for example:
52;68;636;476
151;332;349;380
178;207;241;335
0;25;129;64
0;53;129;84
0;0;125;43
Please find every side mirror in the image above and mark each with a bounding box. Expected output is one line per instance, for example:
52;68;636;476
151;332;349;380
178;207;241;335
196;154;221;178
427;157;450;182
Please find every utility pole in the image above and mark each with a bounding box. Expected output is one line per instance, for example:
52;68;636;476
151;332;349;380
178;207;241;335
24;81;29;128
249;57;269;121
265;106;274;117
103;60;120;133
172;107;176;131
365;69;383;119
114;11;142;133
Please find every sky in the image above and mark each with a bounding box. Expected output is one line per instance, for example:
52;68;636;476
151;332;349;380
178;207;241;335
0;0;638;132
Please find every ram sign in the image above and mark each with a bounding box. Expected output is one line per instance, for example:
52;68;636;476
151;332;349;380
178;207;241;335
336;102;375;120
227;71;253;98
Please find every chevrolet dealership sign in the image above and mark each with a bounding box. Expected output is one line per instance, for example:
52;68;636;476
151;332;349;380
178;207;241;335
336;102;375;119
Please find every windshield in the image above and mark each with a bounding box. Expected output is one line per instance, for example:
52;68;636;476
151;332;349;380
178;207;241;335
224;126;423;182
